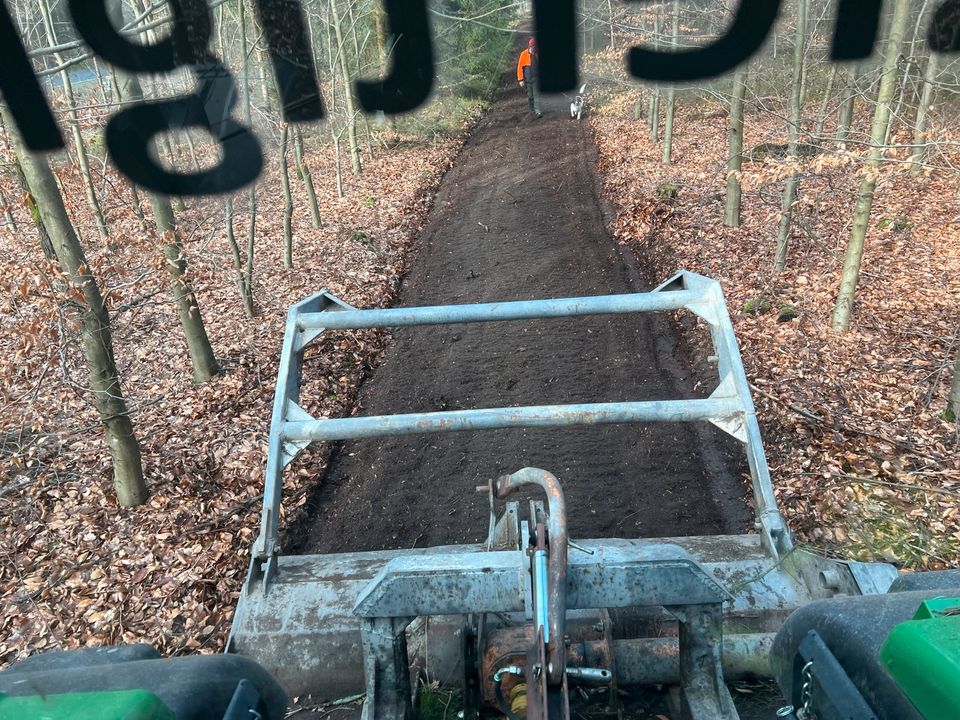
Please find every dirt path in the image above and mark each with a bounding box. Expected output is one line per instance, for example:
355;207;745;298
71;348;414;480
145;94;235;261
299;72;752;555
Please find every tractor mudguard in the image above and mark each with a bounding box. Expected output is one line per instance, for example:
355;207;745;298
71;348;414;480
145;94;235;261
0;653;286;720
771;589;960;720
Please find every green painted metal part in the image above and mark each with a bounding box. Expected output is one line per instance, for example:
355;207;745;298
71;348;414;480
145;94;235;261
0;689;174;720
881;597;960;720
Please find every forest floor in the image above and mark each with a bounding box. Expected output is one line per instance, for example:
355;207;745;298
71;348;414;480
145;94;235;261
0;98;480;663
587;54;960;570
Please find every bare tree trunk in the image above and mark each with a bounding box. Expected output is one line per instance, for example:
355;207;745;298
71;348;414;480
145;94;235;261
224;197;255;317
815;64;838;140
648;10;662;142
136;0;186;216
606;0;615;46
661;0;679;165
105;72;145;220
38;0;108;241
149;196;221;382
725;67;748;228
235;0;259;316
947;344;960;422
293;11;323;223
129;185;145;221
320;11;347;198
832;0;910;332
293;127;321;228
371;0;388;70
345;0;374;160
909;52;939;175
110;114;219;380
837;67;857;142
0;190;15;231
369;0;392;130
773;0;808;272
240;0;276;112
92;56;110;104
331;0;362;175
0;103;146;506
7;140;55;259
107;0;219;382
890;0;931;150
332;131;346;198
217;1;230;66
245;186;256;311
183;130;202;173
279;125;294;268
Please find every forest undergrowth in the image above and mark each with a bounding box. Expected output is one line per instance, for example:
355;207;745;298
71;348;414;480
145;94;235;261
591;81;960;570
0;110;480;663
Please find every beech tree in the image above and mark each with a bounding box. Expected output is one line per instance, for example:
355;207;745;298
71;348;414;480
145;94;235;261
724;66;748;228
909;52;939;175
948;347;960;422
37;0;108;241
279;125;294;269
773;0;809;272
661;0;680;165
293;127;321;229
95;0;221;382
0;103;147;507
832;0;911;332
330;0;362;176
648;9;662;143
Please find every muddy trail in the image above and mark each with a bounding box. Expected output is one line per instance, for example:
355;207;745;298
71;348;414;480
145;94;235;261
298;71;752;556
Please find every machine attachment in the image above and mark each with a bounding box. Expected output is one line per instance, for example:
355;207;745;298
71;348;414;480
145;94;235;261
228;271;901;718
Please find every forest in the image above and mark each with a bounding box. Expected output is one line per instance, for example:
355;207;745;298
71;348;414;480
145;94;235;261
1;0;958;707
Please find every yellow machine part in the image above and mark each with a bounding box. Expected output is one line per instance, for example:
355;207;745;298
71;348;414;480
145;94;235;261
509;683;527;717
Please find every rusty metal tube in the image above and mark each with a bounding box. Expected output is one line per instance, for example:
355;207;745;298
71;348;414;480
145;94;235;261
493;468;568;686
567;633;775;685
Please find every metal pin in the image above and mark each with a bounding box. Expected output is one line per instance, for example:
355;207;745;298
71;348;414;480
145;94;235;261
568;539;595;555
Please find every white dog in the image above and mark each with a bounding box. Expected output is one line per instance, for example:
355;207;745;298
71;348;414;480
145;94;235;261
569;84;587;120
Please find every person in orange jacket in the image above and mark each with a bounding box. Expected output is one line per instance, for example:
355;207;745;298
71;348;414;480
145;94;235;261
517;37;541;119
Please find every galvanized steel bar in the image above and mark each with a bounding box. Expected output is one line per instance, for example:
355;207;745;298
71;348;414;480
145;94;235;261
283;398;742;443
253;292;342;590
297;290;706;330
665;273;791;559
247;271;795;595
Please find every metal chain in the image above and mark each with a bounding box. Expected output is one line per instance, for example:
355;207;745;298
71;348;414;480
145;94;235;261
796;660;817;720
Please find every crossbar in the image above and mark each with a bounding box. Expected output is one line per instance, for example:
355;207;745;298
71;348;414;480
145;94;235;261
298;290;705;329
284;398;741;443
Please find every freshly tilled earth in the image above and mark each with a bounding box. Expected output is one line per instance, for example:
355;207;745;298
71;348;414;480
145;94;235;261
298;72;751;554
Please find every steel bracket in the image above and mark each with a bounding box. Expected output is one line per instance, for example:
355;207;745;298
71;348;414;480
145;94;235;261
668;604;739;719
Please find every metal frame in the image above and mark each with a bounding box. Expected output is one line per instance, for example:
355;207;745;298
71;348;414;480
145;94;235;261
248;270;792;593
233;269;911;717
353;544;736;720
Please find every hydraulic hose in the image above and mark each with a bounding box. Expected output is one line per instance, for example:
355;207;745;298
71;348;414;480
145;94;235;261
493;666;524;720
